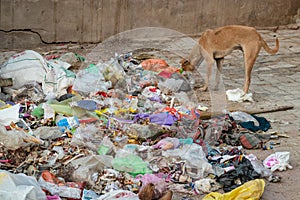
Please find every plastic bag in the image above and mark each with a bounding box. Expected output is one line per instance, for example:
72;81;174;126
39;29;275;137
70;124;103;151
97;189;139;200
112;154;152;177
0;125;43;150
126;123;166;140
162;144;213;179
0;170;46;200
0;104;20;126
141;86;161;99
162;143;207;162
203;179;265;200
158;78;185;93
194;178;221;194
246;154;272;177
0;50;47;89
226;88;253;102
136;174;167;199
98;136;116;156
152;137;180;150
33;126;63;140
229;111;259;126
42;59;76;97
263;151;293;171
71;155;113;186
141;58;169;71
0;50;74;97
38;170;84;199
72;64;111;94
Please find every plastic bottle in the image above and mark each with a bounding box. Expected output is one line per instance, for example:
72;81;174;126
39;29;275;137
56;116;79;132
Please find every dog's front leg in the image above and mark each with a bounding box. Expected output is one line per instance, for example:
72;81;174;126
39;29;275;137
201;62;211;91
200;56;214;91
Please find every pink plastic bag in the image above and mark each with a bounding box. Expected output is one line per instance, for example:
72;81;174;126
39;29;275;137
136;173;167;199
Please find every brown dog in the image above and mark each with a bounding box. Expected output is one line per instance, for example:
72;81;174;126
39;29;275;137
180;25;279;93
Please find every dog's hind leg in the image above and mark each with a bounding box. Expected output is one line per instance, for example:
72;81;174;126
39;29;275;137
214;58;224;90
243;44;261;93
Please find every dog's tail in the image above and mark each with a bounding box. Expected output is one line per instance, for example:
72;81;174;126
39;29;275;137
261;37;279;55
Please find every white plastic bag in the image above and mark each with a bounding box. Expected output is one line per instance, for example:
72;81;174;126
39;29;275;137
71;155;113;186
70;124;104;151
263;151;293;171
226;88;253;102
0;125;43;150
97;189;139;200
230;111;259;126
43;59;76;97
246;154;272;177
0;50;47;89
0;104;20;126
0;170;46;200
72;64;112;93
0;50;75;97
162;144;213;179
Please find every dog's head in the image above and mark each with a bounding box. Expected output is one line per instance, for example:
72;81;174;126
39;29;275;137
180;58;196;71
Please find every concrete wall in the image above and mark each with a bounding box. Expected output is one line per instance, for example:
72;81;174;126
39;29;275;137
0;0;299;49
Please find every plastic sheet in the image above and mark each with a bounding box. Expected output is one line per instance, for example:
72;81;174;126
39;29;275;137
203;179;265;200
98;136;117;155
33;126;63;140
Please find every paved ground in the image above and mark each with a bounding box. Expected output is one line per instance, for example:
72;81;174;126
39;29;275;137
169;26;300;200
1;26;299;199
223;28;300;200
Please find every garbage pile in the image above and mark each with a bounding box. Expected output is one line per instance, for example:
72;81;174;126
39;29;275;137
0;49;292;200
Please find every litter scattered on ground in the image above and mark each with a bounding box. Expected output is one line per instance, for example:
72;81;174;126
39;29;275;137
0;48;293;200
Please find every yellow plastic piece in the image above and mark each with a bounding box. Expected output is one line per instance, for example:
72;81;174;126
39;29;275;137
203;179;265;200
95;108;109;115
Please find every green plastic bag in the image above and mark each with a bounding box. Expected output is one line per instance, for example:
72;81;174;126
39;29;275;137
112;155;152;177
31;104;44;119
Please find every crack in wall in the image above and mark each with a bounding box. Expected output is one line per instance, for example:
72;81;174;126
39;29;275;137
0;29;98;45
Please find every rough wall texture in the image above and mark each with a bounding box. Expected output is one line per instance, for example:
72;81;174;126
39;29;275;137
0;0;299;48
